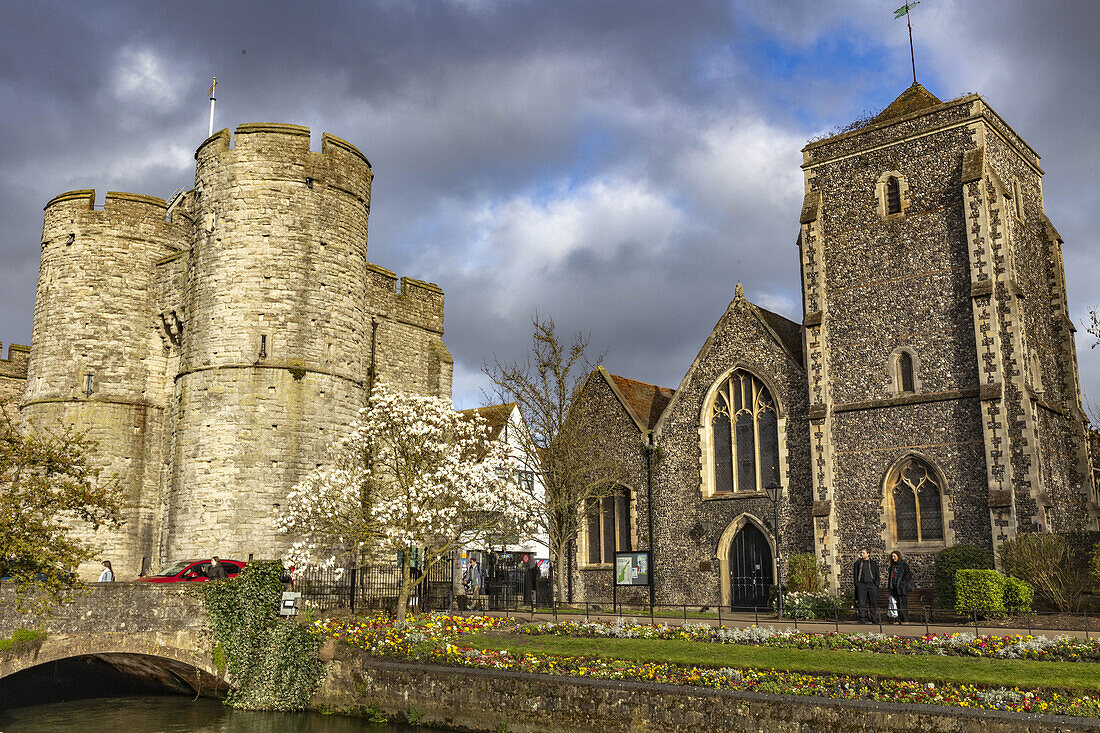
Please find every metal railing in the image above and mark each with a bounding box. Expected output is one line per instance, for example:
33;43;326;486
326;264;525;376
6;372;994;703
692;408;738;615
297;558;454;613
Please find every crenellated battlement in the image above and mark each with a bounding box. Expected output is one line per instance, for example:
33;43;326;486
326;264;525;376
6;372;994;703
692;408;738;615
194;123;372;204
41;190;189;250
365;263;445;334
0;342;30;379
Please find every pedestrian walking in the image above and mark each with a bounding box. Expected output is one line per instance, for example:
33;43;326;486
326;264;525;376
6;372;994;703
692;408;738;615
98;560;114;582
887;550;915;624
852;548;880;624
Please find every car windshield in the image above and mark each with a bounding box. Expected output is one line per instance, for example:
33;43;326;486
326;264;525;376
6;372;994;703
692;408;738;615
154;561;193;576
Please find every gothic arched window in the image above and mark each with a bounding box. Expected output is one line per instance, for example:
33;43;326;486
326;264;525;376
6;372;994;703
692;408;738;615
886;176;902;215
888;457;944;544
897;351;915;393
710;370;780;493
582;487;632;566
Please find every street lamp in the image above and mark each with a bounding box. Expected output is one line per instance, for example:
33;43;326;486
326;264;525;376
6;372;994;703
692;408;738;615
764;482;783;619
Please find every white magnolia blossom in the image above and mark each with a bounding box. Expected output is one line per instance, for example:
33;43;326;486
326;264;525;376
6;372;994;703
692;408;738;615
275;383;538;599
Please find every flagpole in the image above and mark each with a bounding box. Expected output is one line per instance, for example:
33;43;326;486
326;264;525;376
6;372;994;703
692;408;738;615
207;76;217;138
906;4;917;84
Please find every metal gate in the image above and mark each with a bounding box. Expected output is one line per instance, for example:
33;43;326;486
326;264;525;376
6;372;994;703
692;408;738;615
729;523;772;608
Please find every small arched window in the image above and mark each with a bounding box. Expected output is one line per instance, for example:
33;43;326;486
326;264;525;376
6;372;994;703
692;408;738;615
897;351;915;393
711;370;780;493
889;457;944;544
885;176;902;215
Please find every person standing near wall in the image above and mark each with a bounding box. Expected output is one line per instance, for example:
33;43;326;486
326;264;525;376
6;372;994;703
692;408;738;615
98;560;114;582
852;548;879;624
887;550;914;624
207;556;228;580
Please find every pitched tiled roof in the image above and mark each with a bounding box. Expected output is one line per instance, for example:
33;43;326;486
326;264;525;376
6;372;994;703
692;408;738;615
871;82;942;125
752;304;803;365
607;374;675;431
459;402;515;441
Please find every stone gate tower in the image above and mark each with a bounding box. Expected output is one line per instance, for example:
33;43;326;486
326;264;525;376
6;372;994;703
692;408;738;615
21;124;453;578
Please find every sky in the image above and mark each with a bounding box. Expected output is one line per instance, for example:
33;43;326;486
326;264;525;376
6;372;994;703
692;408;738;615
1;0;1097;412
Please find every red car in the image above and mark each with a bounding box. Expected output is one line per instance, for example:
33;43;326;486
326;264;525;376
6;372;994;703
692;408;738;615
136;559;246;583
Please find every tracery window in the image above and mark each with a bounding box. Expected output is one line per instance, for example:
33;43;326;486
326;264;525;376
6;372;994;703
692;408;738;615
889;457;944;544
584;487;632;565
886;176;902;215
711;370;780;493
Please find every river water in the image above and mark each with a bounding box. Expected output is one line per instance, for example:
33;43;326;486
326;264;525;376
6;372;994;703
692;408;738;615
0;696;456;733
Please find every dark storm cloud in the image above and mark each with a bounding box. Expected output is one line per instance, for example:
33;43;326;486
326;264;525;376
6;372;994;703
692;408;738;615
1;1;1097;411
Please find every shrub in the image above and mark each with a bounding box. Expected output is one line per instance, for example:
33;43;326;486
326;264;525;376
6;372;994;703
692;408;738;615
1090;541;1100;594
1002;576;1034;615
955;569;1005;617
786;553;826;593
998;533;1086;612
934;545;994;609
782;590;848;619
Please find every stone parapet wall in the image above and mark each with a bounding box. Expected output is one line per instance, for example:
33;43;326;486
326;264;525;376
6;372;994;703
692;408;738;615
315;654;1098;733
0;342;29;421
0;583;205;635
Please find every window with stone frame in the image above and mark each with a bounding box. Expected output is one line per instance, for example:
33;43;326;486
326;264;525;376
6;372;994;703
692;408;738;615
710;370;781;494
583;487;632;565
888;457;945;544
896;351;915;393
885;176;902;215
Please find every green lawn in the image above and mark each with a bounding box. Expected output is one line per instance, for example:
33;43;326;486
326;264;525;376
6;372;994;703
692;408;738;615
463;633;1100;692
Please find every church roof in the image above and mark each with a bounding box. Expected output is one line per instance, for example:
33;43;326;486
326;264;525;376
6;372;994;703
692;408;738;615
605;373;675;431
752;304;803;366
871;82;942;125
459;402;516;441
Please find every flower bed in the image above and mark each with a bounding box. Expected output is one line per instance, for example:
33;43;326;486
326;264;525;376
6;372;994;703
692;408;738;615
312;614;1100;719
520;619;1100;663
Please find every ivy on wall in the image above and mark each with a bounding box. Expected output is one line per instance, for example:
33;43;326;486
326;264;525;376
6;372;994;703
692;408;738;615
194;560;325;710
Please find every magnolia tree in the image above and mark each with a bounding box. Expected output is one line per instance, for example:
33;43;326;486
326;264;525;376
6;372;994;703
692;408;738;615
276;384;537;622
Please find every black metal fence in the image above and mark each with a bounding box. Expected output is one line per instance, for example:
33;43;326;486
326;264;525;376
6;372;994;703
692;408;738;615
297;555;455;612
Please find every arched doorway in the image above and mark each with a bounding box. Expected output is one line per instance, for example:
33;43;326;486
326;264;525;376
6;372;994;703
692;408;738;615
728;523;772;607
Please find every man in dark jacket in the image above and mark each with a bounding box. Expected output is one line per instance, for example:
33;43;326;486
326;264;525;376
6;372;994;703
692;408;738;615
852;547;880;623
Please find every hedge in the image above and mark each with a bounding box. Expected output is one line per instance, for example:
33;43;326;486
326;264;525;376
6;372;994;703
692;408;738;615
955;569;1006;616
1003;576;1034;614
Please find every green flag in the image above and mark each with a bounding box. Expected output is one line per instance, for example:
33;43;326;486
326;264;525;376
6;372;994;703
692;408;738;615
894;4;910;18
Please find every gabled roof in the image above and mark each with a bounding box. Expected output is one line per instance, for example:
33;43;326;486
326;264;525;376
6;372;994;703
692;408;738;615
871;82;942;125
651;285;804;437
606;373;675;431
458;402;516;441
754;305;803;366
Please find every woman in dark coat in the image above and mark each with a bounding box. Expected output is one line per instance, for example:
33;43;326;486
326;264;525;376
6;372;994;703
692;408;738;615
888;550;915;624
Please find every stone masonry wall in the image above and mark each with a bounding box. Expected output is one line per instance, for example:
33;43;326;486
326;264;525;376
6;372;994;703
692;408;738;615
568;372;650;605
315;654;1098;733
0;342;28;422
650;298;811;606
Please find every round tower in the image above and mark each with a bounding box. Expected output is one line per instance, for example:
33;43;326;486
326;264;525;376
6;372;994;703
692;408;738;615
24;190;188;579
168;124;374;561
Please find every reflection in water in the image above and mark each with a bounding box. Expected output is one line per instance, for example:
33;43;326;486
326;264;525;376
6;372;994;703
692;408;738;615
0;696;455;733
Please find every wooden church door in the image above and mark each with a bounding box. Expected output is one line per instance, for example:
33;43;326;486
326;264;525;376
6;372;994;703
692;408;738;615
729;523;772;608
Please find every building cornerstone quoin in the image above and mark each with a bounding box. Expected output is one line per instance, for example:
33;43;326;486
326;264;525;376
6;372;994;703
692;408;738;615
569;85;1099;605
10;124;452;579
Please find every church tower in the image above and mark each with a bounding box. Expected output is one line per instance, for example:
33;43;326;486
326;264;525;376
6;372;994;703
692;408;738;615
798;84;1098;589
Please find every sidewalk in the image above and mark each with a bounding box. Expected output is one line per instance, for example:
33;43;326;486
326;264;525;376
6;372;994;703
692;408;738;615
461;607;1099;641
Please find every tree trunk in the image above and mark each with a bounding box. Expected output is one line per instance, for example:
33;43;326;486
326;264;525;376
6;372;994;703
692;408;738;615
396;552;411;624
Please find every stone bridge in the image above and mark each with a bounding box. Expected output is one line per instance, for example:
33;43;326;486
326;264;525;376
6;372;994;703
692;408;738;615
0;583;228;698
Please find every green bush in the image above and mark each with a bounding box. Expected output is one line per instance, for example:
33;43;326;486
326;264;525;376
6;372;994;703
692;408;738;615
1003;576;1034;615
955;569;1006;617
782;591;849;619
934;544;994;609
786;553;826;594
1089;541;1100;594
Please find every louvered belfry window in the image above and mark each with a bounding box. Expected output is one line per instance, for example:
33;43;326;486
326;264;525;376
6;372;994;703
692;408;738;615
711;370;780;493
886;176;902;215
890;457;944;543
